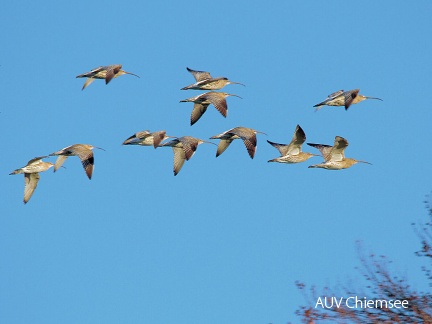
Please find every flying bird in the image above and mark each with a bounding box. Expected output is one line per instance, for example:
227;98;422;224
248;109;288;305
180;92;241;125
267;125;318;163
210;126;266;159
160;136;215;175
313;89;382;111
122;130;173;148
181;67;245;90
307;136;371;170
76;64;139;90
9;156;54;204
49;144;105;179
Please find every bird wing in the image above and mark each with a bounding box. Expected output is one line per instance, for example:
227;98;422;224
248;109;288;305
76;66;104;78
75;148;94;179
229;128;257;159
27;156;48;165
54;155;68;172
286;125;306;155
313;90;344;109
105;65;122;84
178;137;198;161
122;130;151;145
307;143;333;161
195;76;227;87
190;103;209;125
186;67;212;82
344;89;360;110
134;130;151;139
330;136;349;161
24;173;40;204
267;140;290;156
172;147;186;176
202;93;228;117
151;131;167;148
82;78;96;90
216;139;233;157
328;90;344;99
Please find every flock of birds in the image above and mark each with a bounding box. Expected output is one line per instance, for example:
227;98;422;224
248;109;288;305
10;65;383;204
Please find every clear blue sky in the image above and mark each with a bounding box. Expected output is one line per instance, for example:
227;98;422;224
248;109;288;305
1;1;431;323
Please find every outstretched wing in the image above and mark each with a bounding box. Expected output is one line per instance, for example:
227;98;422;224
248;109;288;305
172;147;186;176
190;103;209;125
286;125;306;155
186;67;212;82
81;78;96;90
229;128;257;159
54;155;68;172
202;92;228;117
344;89;360;110
330;136;349;161
216;139;233;157
24;173;40;204
76;66;104;78
76;149;94;179
105;65;122;84
151;131;167;148
178;137;198;161
307;143;333;161
267;140;290;156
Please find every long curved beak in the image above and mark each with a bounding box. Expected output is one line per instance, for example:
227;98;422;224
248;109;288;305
256;131;267;135
357;160;372;165
229;81;246;87
365;96;382;101
203;140;217;146
95;146;106;151
227;94;243;99
125;71;140;78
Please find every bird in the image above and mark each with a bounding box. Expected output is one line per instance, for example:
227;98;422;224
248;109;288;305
181;67;245;90
9;156;54;204
307;136;371;170
160;136;215;175
210;126;266;159
76;64;139;90
267;125;318;163
122;130;173;148
180;92;241;125
49;144;105;179
313;89;382;111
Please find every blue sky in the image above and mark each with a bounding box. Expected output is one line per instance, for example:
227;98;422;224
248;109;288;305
1;1;432;323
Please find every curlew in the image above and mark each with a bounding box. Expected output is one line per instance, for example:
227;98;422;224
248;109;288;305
76;64;139;90
9;156;54;204
180;92;241;125
313;89;382;111
49;144;105;179
181;67;245;90
267;125;318;164
161;136;215;175
122;130;173;148
307;136;371;170
210;126;266;159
